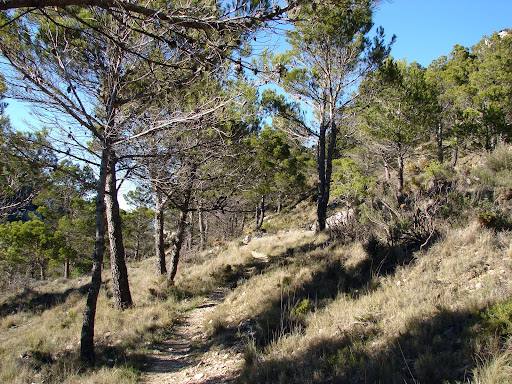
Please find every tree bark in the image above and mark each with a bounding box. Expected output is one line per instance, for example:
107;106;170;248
105;152;132;310
397;153;404;195
39;261;46;280
154;187;167;275
383;156;391;182
316;118;337;232
167;209;188;284
436;123;444;163
64;259;70;279
186;210;194;250
198;206;206;250
450;145;459;168
256;195;265;230
134;229;140;261
80;146;109;365
167;165;195;285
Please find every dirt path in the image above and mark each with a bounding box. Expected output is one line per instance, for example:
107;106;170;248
141;288;244;384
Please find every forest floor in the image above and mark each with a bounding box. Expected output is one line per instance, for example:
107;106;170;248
141;287;244;384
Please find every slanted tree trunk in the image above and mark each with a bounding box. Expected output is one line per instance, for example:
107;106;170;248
167;166;195;285
81;146;110;365
105;152;132;310
154;187;167;275
450;145;459;168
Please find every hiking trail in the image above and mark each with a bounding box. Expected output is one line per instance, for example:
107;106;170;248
141;287;244;384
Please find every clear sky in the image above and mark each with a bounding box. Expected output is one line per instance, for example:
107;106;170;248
373;0;512;67
6;1;512;127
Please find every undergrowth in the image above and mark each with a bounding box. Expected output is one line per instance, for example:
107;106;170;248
0;258;199;384
2;147;512;384
230;223;512;384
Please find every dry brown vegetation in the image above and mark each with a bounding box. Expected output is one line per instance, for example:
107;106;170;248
2;148;512;383
0;258;202;384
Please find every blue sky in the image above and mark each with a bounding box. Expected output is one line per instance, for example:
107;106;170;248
6;1;512;128
373;0;512;67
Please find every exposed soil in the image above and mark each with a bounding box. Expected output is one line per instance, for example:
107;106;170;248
141;288;244;384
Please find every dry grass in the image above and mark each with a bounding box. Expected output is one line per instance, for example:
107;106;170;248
2;182;512;383
0;258;197;384
471;338;512;384
212;221;512;383
259;199;318;233
204;230;334;336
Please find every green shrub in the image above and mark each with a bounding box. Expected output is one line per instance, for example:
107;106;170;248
477;210;511;231
480;300;512;337
293;299;312;316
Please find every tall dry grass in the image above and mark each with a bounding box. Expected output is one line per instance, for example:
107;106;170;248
209;222;512;383
0;257;197;384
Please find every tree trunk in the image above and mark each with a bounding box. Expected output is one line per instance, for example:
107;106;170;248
134;232;140;261
186;210;194;250
397;153;404;197
154;188;167;275
450;145;459;168
316;118;337;232
167;209;188;284
105;152;132;310
39;261;45;280
167;163;195;284
64;259;70;279
198;206;206;250
383;157;391;182
256;195;265;230
436;123;444;163
80;146;109;365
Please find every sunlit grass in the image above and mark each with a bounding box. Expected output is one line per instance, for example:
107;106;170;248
0;258;196;384
2;189;512;383
225;222;512;383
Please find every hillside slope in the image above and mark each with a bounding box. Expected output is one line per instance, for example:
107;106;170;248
1;200;511;383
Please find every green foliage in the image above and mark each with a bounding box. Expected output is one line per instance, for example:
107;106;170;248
247;125;310;203
359;59;431;150
331;158;374;206
293;298;312;316
122;207;154;260
0;218;66;279
477;210;512;231
479;300;512;338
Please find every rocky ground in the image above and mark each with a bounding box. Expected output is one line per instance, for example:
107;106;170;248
141;288;244;384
